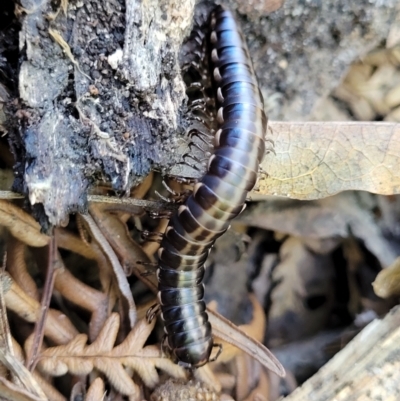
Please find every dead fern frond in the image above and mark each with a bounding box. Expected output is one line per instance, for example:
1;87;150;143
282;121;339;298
36;313;186;397
0;200;49;247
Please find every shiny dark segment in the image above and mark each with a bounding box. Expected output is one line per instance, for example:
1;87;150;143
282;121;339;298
157;5;267;368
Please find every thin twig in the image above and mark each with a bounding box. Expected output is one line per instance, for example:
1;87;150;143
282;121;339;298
80;213;137;328
26;236;57;371
0;191;176;213
0;191;24;199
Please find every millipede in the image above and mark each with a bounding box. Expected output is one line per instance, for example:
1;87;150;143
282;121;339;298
156;5;268;368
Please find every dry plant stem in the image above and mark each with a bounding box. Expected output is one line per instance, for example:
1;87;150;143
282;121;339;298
0;191;24;200
7;236;39;301
55;228;97;260
235;354;251;401
53;254;109;341
26;237;57;371
88;195;176;214
80;212;137;328
88;204;154;286
88;241;116;316
74;214;117;319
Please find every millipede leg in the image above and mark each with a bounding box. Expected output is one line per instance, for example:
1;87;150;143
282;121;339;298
258;166;269;178
208;343;223;363
189;141;212;157
140;229;164;243
146;303;161;323
148;209;174;219
156;180;191;203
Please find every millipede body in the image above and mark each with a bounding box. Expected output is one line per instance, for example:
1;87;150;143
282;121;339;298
157;5;267;368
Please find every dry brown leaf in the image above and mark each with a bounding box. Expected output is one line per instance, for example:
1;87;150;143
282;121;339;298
37;313;186;397
0;201;49;247
208;309;285;378
240;192;397;268
211;294;266;365
253;122;400;200
267;237;335;346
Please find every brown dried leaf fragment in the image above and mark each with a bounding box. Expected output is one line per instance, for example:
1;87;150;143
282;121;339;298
80;213;137;328
7;339;66;401
0;201;49;247
268;237;335;346
0;272;77;345
372;256;400;298
0;377;46;401
208;309;285;378
85;378;105;401
0;285;47;401
254;122;400;200
6;236;39;301
240;192;397;268
210;294;266;365
37;313;186;397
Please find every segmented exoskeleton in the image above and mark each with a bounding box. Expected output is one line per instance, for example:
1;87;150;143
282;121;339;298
157;5;268;368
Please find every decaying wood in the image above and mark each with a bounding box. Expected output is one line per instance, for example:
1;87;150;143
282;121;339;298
12;0;195;226
280;305;400;401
